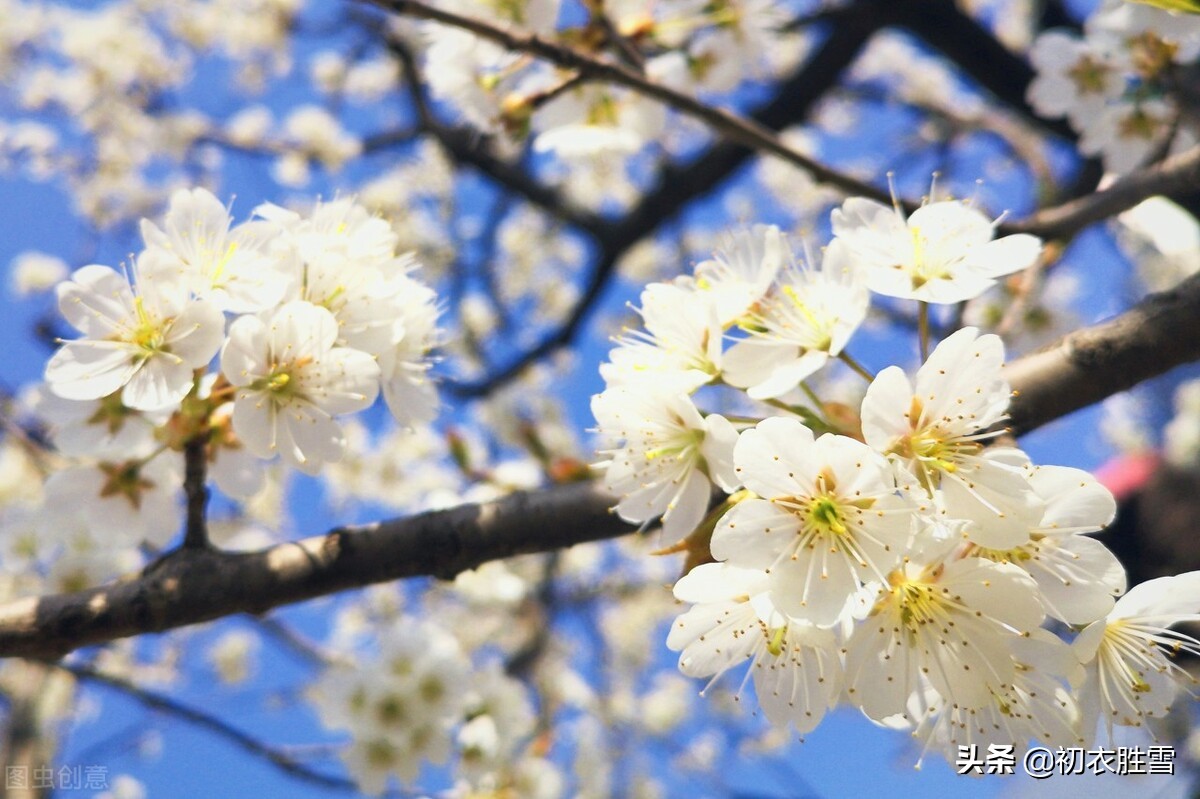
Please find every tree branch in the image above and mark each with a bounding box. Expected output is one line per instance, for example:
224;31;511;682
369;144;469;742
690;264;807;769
0;481;632;660
363;0;892;203
1004;144;1200;239
61;663;413;796
1005;271;1200;437
4;271;1200;659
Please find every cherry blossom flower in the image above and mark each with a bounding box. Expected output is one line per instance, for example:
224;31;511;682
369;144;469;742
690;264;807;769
592;386;737;539
1027;31;1123;129
710;417;916;626
259;197;414;355
667;563;843;733
689;223;785;326
601;282;724;392
830;196;1041;304
45;264;224;412
220;300;380;474
1072;571;1200;744
844;552;1044;721
966;465;1124;625
139;187;288;313
860;326;1042;547
310;617;470;794
722;239;868;400
911;631;1085;765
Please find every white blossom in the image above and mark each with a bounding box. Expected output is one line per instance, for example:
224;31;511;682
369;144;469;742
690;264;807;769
602;282;724;392
140;187;288;313
667;563;843;733
831;197;1041;304
45;264;224;412
592;387;737;539
860;327;1041;547
220;300;380;474
966;465;1123;625
711;417;916;626
1073;571;1200;744
845;552;1044;721
722;238;868;400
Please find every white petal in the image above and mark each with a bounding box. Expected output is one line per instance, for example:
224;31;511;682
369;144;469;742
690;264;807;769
164;300;226;368
122;356;193;411
220;315;269;387
45;342;139;401
710;498;799;569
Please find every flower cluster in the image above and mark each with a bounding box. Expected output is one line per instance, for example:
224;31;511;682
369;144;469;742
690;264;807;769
593;203;1200;767
1028;0;1200;174
414;0;804;209
309;615;554;796
35;188;439;545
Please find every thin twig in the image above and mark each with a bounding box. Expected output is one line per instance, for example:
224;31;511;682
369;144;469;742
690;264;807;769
1005;143;1200;239
365;0;893;204
60;663;415;797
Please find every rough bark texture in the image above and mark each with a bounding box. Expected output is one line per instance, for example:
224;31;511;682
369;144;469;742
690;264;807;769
0;481;627;660
1005;272;1200;437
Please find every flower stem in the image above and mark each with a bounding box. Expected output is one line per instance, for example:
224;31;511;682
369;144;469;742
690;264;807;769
838;352;875;382
799;380;825;410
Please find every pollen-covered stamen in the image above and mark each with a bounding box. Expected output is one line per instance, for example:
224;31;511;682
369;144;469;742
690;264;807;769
1103;622;1200;695
970;543;1036;565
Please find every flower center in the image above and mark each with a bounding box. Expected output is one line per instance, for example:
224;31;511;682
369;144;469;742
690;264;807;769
1067;54;1112;95
808;496;847;536
907;225;954;289
887;577;946;635
129;296;166;356
250;356;313;401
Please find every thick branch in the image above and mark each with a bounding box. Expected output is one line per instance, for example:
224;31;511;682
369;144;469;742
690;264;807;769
0;481;631;660
4;272;1200;658
1005;271;1200;437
